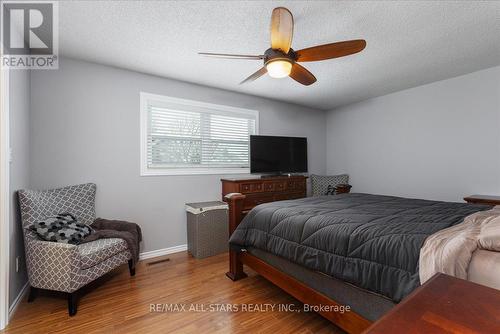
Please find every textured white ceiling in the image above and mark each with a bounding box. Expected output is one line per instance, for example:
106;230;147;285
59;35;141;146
58;1;500;110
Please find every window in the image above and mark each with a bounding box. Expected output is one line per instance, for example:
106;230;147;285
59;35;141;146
140;93;259;175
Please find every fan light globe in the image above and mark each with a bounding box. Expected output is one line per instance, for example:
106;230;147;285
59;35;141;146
266;60;292;78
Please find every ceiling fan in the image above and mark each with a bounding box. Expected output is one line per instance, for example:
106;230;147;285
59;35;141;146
199;7;366;86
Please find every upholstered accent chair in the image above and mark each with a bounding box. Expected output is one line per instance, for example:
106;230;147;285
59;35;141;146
18;183;134;316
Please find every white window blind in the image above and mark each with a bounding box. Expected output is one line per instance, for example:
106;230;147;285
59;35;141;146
140;93;258;175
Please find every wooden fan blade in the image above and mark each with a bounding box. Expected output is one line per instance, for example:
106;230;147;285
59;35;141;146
270;7;294;54
296;39;366;62
289;63;316;86
240;67;267;84
199;52;264;60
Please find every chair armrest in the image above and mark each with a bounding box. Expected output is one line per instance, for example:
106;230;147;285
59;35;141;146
25;238;80;292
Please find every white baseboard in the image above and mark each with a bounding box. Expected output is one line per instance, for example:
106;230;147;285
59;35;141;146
139;244;187;261
8;282;29;320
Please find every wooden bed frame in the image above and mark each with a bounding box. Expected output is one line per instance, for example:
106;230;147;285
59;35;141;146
224;193;373;334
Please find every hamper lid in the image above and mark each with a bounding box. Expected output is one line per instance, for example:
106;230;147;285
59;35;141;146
185;201;228;214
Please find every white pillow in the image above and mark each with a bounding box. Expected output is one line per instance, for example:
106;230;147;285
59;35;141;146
478;214;500;251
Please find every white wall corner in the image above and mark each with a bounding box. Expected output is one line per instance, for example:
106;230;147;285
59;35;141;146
0;66;11;330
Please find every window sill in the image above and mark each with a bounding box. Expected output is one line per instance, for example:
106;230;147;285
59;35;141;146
140;168;251;176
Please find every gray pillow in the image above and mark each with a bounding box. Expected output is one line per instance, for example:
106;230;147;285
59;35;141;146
311;174;349;196
28;213;93;244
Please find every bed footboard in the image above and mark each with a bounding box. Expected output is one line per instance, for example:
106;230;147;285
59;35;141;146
224;193;247;281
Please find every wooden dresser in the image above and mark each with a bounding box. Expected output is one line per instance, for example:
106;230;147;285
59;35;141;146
221;175;307;211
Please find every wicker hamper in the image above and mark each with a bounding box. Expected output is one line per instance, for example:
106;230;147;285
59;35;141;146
185;201;229;258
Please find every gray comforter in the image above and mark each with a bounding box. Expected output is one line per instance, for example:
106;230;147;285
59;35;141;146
229;193;491;302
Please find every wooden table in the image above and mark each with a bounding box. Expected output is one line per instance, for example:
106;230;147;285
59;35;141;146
464;194;500;206
363;273;500;333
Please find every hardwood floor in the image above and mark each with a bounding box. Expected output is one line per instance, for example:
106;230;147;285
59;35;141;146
4;252;343;333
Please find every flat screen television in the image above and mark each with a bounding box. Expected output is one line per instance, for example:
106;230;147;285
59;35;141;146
250;135;308;174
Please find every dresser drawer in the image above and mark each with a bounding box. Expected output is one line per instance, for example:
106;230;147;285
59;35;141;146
244;194;274;209
239;182;265;194
274;193;291;201
263;182;275;192
251;183;263;192
288;191;306;200
294;181;306;190
239;183;252;193
275;191;306;201
274;181;286;191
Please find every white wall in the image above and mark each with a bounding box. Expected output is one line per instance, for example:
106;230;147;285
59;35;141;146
30;58;326;252
9;70;30;306
29;60;499;256
326;66;500;202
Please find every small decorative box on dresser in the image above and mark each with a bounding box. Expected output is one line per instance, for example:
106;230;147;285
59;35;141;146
335;184;352;194
464;194;500;206
221;175;307;211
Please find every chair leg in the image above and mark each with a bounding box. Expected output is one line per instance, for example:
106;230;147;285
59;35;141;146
27;287;38;303
128;259;135;276
67;292;77;316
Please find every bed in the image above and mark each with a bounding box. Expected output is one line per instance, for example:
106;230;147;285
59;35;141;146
225;193;496;333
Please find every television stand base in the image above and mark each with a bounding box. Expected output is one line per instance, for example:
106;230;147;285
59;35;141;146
260;173;287;178
260;173;308;178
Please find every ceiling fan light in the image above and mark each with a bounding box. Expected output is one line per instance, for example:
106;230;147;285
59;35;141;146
266;60;292;78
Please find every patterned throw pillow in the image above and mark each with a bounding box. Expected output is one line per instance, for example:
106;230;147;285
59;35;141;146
310;174;349;196
28;213;93;244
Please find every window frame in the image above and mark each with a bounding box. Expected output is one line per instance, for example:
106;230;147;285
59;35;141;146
140;92;259;176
